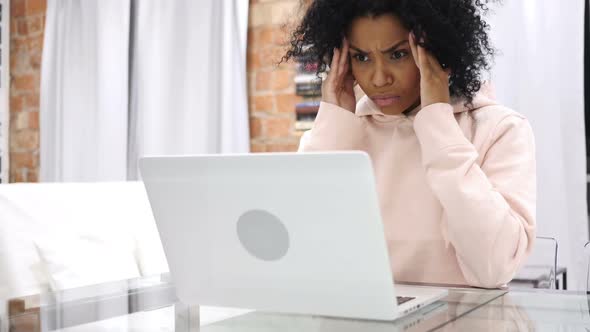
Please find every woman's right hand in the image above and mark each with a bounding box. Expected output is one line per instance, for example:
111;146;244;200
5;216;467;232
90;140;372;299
321;38;356;113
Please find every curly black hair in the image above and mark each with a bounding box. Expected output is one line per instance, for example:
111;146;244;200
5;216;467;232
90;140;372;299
282;0;499;105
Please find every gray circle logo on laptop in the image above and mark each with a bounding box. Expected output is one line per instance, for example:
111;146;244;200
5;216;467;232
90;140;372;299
236;210;290;261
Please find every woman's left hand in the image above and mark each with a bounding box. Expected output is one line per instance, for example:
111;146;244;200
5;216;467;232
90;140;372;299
409;32;451;108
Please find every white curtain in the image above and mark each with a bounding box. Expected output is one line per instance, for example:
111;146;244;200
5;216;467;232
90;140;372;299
127;0;250;179
41;0;250;182
40;0;130;182
487;0;588;289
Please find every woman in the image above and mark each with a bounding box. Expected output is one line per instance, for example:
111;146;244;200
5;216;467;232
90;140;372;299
282;0;536;288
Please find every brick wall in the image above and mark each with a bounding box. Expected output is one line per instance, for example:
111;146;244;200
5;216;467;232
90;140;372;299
9;0;45;182
247;0;304;153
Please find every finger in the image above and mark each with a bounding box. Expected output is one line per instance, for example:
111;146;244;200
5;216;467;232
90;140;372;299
338;38;349;77
417;41;431;74
409;32;420;68
343;54;354;83
342;45;352;78
343;73;355;93
331;48;340;73
328;48;340;83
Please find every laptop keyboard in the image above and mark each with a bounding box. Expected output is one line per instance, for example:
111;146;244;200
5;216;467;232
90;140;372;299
396;296;416;305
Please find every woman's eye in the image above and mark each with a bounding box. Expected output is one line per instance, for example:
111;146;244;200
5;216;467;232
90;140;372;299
391;50;408;60
353;54;369;62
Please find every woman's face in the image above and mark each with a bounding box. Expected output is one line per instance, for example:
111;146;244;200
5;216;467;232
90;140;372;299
347;14;421;115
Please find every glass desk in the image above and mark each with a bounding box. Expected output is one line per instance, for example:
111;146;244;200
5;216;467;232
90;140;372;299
444;288;590;331
1;274;587;331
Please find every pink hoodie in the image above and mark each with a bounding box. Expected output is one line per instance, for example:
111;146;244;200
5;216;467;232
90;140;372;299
298;85;536;289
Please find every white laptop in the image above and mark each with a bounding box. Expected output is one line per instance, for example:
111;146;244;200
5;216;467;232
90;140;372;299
139;151;448;321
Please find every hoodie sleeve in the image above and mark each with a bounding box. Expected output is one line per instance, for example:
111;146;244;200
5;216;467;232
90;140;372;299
298;102;364;152
413;103;536;289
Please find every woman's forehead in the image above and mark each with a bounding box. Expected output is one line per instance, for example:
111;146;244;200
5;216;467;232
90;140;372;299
347;14;409;48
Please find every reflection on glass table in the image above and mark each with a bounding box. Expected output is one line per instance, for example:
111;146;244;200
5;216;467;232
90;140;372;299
199;286;506;332
445;288;590;331
9;273;590;331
